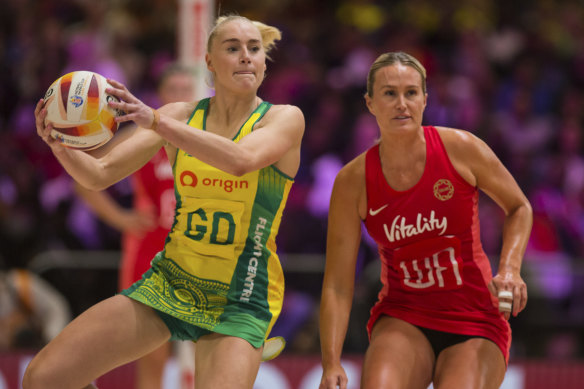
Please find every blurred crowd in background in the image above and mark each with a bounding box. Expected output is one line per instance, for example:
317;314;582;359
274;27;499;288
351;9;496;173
1;0;584;361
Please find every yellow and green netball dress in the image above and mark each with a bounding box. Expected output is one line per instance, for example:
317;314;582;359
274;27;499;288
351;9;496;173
122;98;293;347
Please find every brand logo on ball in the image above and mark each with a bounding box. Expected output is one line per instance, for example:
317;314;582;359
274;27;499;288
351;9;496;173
70;95;84;108
44;71;119;150
433;179;454;201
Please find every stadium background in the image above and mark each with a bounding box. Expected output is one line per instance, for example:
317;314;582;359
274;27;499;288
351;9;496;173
1;0;584;387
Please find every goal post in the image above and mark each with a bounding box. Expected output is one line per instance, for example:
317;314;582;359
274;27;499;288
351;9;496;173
178;0;215;99
175;6;214;387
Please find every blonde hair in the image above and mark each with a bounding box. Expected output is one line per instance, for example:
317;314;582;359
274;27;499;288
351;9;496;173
366;52;427;97
207;15;282;60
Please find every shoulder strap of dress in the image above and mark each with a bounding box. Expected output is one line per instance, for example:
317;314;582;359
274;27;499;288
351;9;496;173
186;98;210;130
233;101;273;142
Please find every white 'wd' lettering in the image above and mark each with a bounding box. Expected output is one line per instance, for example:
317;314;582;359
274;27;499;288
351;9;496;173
400;247;462;290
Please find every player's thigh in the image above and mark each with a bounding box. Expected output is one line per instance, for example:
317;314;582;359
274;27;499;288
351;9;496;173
361;316;434;389
434;337;506;389
135;342;172;389
194;332;262;389
24;295;170;389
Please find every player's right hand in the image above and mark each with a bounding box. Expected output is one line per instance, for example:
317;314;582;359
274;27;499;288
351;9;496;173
35;99;59;149
319;365;348;389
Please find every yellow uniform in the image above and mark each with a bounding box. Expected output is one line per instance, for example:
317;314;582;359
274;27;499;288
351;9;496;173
122;98;293;347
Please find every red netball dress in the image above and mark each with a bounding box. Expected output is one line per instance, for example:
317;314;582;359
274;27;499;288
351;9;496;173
364;126;511;362
119;148;175;290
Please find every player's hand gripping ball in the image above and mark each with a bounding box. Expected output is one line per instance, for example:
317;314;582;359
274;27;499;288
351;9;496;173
43;71;124;150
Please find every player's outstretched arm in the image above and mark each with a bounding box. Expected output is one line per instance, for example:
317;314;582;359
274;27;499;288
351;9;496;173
35;98;166;190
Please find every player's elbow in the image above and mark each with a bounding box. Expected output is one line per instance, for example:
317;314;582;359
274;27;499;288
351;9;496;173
520;198;533;222
229;163;248;177
80;173;118;191
508;197;533;224
228;150;257;177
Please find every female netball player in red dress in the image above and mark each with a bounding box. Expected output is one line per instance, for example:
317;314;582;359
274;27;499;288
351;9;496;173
319;52;532;389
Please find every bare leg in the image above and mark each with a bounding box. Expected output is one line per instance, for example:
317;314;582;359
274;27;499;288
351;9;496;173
361;317;434;389
434;338;506;389
135;343;171;389
194;333;262;389
23;295;171;389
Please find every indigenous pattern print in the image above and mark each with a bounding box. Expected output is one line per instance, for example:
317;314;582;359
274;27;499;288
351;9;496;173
123;98;292;347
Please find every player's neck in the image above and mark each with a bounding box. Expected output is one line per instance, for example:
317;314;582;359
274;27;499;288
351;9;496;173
379;126;425;159
208;94;260;126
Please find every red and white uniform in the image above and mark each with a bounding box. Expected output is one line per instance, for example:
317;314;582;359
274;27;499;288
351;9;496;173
364;126;511;362
119;148;175;290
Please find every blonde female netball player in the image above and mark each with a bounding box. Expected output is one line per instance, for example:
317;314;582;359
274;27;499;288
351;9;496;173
319;52;532;389
25;15;304;389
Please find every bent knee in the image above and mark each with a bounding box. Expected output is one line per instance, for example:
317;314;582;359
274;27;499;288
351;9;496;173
434;339;505;389
22;359;41;389
23;356;60;389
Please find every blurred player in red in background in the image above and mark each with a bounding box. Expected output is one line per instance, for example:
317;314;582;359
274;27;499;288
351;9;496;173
75;63;196;389
319;52;533;389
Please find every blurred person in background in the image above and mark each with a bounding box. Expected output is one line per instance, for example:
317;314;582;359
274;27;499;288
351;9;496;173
74;63;196;389
319;52;532;389
25;15;304;389
0;257;71;351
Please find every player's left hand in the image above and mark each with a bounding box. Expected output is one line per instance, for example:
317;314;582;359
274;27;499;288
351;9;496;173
488;270;527;320
105;79;156;130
